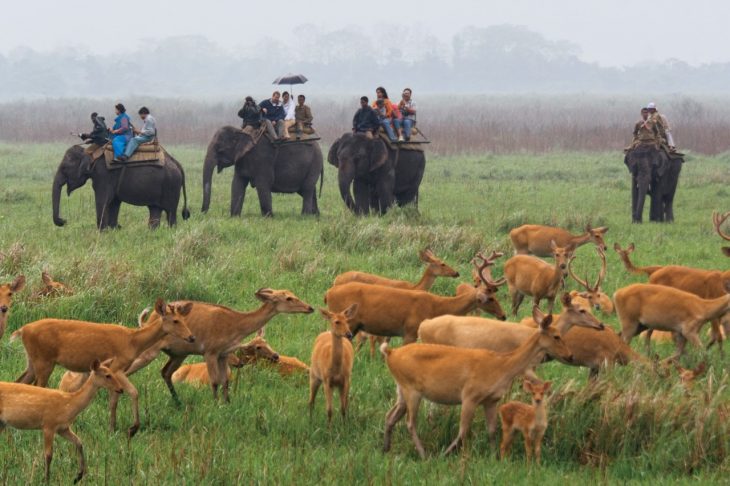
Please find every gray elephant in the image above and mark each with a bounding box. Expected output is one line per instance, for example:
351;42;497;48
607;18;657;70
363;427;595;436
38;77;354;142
201;126;323;217
52;145;190;229
649;155;683;222
328;133;426;215
624;145;682;223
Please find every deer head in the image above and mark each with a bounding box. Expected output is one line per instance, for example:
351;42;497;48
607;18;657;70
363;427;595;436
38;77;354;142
568;247;613;314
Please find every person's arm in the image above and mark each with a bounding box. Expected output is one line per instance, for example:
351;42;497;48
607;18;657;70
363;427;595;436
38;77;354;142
305;106;313;124
353;110;359;131
237;106;247;119
140;119;156;138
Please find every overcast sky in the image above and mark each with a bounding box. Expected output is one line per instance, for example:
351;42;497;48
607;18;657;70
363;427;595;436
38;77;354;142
3;0;727;66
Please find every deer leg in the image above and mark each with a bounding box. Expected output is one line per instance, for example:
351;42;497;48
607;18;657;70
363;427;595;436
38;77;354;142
500;428;515;460
204;353;221;401
544;296;555;315
707;319;724;355
33;363;54;388
643;329;654;355
669;333;688;361
126;344;161;375
524;432;534;464
15;364;35;384
115;373;140;438
483;402;499;450
511;292;525;316
109;391;120;433
323;382;334;424
340;382;350;419
384;386;407;452
161;355;186;404
534;430;545;466
217;355;230;403
308;374;321;417
43;428;55;482
404;390;426;459
445;399;476;456
369;335;377;358
58;427;85;484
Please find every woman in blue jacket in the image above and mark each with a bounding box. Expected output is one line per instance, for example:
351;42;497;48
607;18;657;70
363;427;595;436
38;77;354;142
110;103;132;160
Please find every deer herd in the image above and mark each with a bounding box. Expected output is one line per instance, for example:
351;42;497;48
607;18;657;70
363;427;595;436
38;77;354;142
0;213;728;481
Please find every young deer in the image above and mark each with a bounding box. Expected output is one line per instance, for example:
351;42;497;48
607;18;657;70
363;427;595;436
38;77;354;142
614;282;730;361
381;313;573;459
0;274;25;340
567;246;614;314
712;211;730;257
309;305;357;423
0;359;123;484
334;248;460;290
36;271;73;298
504;240;575;315
13;298;194;438
126;288;314;403
499;380;552;464
510;224;608;257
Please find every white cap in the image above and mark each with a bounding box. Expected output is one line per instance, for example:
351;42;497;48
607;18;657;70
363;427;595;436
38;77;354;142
647;102;656;109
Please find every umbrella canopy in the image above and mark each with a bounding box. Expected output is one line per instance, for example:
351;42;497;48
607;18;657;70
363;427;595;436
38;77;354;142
273;73;308;85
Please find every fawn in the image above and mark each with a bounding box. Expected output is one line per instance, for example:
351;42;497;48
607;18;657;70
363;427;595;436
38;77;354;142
499;379;552;464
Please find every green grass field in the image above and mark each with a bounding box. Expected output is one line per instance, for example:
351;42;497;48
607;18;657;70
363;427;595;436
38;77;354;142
0;143;729;484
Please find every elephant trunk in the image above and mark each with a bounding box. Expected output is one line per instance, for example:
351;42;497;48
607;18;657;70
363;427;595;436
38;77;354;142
201;148;217;213
52;170;67;227
338;168;357;213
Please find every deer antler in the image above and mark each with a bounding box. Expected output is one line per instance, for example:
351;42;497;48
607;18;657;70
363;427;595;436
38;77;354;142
567;254;590;291
472;251;506;287
592;247;608;291
713;211;730;242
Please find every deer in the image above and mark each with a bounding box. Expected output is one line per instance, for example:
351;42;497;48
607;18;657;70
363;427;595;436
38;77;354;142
714;211;730;257
504;240;575;315
126;288;314;403
35;271;73;298
0;274;25;340
333;248;460;290
567;246;614;314
381;312;572;459
614;282;730;362
419;295;604;380
325;257;506;345
0;359;124;484
309;305;356;423
614;242;730;352
509;223;608;257
613;242;663;276
673;360;707;391
12;298;194;438
499;379;552;464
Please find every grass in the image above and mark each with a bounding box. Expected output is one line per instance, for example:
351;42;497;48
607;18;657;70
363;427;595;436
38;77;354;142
0;142;729;484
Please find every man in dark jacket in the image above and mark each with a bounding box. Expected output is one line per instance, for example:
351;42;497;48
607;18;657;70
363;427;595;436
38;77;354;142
259;91;286;140
352;96;380;139
79;112;110;146
238;96;261;129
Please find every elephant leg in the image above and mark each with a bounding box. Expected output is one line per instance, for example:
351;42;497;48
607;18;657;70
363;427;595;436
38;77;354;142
300;187;316;215
95;195;111;230
166;208;177;227
107;199;122;228
633;161;651;223
311;191;320;216
663;161;682;223
255;184;273;217
375;177;395;216
396;187;418;207
148;207;162;229
230;175;248;217
353;180;370;216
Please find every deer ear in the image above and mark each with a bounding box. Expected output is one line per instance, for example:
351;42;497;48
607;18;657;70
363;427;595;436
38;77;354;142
540;314;554;330
585;223;592;232
543;381;552;392
154;298;166;316
343;303;359;320
522;379;533;392
418;249;431;262
177;302;194;316
41;272;52;285
561;292;572;308
550;240;557;250
255;288;275;302
628;243;635;251
319;308;332;320
101;358;115;368
91;359;101;371
597;227;608;233
10;275;26;292
531;305;545;327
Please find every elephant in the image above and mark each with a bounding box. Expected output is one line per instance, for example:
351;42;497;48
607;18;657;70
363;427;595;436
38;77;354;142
201;126;323;217
649;155;683;223
52;145;190;229
327;133;426;215
624;144;679;223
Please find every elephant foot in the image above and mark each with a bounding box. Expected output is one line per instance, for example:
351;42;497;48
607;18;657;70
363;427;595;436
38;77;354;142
632;219;642;224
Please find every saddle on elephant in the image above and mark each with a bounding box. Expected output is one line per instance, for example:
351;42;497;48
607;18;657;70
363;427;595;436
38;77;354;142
241;124;321;145
377;127;427;152
102;139;166;170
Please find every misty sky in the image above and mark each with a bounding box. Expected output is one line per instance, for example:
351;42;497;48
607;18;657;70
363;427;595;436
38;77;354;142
3;0;728;67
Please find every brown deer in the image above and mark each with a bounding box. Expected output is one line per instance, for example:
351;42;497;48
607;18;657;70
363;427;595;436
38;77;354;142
614;282;730;361
509;224;608;257
499;379;552;464
567;246;614;314
714;211;730;257
12;298;194;438
674;360;707;391
309;305;356;423
0;359;123;484
613;242;663;276
334;248;460;290
325;262;504;345
35;271;73;298
126;288;314;403
0;274;25;340
381;313;572;459
504;241;575;315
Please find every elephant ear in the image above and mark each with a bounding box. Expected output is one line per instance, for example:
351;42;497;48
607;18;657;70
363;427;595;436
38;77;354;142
327;137;342;168
368;139;389;172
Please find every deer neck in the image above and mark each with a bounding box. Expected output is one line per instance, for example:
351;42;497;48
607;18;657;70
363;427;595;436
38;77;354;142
130;318;167;356
550;263;566;291
572;233;591;247
329;332;345;375
432;288;477;316
701;295;730;321
414;268;437;291
534;399;548;428
235;302;279;338
499;332;544;384
64;376;102;421
553;312;573;335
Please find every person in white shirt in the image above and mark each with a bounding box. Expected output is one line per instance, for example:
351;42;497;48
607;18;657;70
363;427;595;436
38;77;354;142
281;91;296;140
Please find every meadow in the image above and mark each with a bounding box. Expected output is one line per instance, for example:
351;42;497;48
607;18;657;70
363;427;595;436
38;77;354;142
0;141;729;484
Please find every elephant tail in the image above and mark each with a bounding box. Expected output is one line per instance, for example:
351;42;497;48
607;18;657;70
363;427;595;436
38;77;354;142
319;164;324;199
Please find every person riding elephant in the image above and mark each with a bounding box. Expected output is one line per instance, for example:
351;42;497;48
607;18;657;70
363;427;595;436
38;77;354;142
201;126;323;217
328;132;426;215
52;145;190;229
110;103;132;161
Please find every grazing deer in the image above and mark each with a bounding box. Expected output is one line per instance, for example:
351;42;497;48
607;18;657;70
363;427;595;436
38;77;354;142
614;283;730;361
614;242;730;352
381;313;572;459
567;246;614;314
499;380;552;464
36;271;73;297
127;289;314;403
0;274;25;340
325;259;505;344
13;298;194;438
504;241;575;315
713;211;730;257
334;248;460;290
309;305;356;423
509;224;608;257
0;359;123;484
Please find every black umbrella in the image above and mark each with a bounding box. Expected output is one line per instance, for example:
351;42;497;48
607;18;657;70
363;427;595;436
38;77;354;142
272;73;308;96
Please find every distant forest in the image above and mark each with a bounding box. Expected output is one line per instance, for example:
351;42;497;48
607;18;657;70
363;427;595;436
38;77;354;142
2;25;730;99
